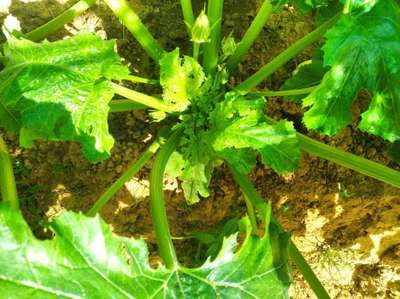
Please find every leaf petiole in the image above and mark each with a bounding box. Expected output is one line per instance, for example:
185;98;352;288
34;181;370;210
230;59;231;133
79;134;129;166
87;138;162;217
24;0;95;41
103;0;165;62
109;99;147;112
150;129;183;269
228;165;331;299
203;0;224;74
250;85;317;97
226;0;273;73
180;0;195;36
298;133;400;188
0;135;19;210
111;83;174;112
124;75;159;85
236;14;341;93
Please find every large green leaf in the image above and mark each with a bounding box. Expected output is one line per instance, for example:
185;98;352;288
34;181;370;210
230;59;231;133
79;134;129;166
0;203;291;298
303;0;400;141
209;93;300;174
0;34;128;161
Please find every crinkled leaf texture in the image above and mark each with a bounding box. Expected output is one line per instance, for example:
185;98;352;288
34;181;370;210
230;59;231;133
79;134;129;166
159;49;205;112
303;0;400;142
209;93;300;175
167;92;300;204
0;34;129;162
0;203;291;298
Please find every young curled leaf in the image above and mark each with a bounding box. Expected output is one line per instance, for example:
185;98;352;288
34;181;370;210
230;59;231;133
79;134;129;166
159;48;205;112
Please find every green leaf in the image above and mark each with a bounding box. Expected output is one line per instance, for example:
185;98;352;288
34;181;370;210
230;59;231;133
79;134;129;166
303;0;400;141
272;0;330;12
178;137;214;204
181;161;212;204
0;34;129;161
217;148;257;174
281;49;328;103
159;49;205;111
165;151;185;178
209;93;300;174
341;0;378;15
0;202;291;298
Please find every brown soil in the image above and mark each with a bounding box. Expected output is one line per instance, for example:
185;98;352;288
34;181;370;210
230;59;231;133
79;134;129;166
1;1;399;298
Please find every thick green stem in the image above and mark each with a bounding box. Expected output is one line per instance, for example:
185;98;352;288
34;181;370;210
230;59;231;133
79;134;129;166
111;83;174;112
203;0;224;74
109;99;146;112
103;0;164;62
226;0;273;73
298;133;400;188
264;116;400;188
0;135;19;210
236;14;340;93
250;86;317;97
180;0;195;35
288;243;330;299
243;194;259;234
24;0;95;41
229;165;330;299
87;139;161;217
193;43;200;61
150;130;182;269
125;75;159;85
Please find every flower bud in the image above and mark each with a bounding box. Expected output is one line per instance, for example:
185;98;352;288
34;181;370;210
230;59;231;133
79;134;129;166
191;10;211;44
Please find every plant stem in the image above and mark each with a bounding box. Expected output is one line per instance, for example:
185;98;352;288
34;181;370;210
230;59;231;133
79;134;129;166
193;42;200;61
203;0;224;75
228;165;330;299
109;99;146;112
250;86;317;97
236;14;341;93
288;242;330;299
24;0;95;41
87;139;161;217
226;0;273;73
111;83;174;112
264;116;400;189
180;0;195;35
243;194;258;234
150;129;182;269
297;133;400;188
103;0;164;62
228;165;266;214
124;75;159;85
0;135;19;210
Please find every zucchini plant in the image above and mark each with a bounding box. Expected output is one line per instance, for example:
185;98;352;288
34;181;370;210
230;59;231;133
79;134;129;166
1;0;400;298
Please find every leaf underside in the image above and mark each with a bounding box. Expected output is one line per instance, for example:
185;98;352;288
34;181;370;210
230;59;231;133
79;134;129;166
0;203;291;298
0;34;129;161
303;0;400;142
